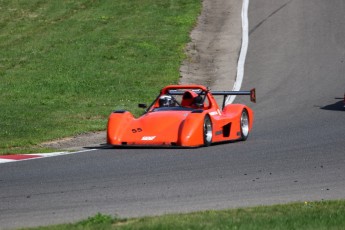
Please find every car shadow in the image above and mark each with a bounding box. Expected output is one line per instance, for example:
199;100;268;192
83;139;246;150
83;143;113;150
320;99;344;112
83;144;195;150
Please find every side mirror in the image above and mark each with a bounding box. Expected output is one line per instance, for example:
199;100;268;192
138;103;147;109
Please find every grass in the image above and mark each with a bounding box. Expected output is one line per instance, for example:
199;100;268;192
0;0;201;154
22;200;345;230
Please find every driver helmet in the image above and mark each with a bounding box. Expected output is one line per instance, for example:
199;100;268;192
181;91;198;107
159;95;174;107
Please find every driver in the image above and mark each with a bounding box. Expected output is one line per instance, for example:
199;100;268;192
181;91;204;108
159;95;175;107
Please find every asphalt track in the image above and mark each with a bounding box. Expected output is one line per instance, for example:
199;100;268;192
1;0;345;229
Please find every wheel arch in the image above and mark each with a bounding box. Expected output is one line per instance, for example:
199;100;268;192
222;104;254;130
178;111;210;147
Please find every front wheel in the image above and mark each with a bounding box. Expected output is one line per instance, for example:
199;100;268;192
203;115;213;146
240;109;250;141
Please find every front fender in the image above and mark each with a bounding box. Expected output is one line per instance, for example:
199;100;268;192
178;111;207;147
107;111;134;145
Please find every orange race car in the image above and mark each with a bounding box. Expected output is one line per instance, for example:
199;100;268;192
107;85;256;147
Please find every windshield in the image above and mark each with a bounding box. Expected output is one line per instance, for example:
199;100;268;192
152;106;195;112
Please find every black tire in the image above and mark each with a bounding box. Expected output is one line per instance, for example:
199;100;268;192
203;115;213;146
240;109;250;141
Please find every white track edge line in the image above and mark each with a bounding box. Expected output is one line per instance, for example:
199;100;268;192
226;0;250;105
33;149;96;157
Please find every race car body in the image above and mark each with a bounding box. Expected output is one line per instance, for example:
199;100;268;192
107;85;255;147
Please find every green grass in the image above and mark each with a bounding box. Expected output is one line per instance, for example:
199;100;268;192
0;0;201;154
23;200;345;230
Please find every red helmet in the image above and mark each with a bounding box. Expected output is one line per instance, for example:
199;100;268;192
181;91;198;107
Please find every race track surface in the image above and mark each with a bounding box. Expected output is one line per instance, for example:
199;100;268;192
1;0;345;229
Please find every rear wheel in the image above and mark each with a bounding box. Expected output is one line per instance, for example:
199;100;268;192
203;115;213;146
240;109;249;141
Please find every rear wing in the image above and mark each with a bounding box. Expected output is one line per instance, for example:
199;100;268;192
211;88;256;109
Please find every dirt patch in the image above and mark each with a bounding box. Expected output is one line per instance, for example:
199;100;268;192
180;0;242;91
41;0;243;152
40;131;106;151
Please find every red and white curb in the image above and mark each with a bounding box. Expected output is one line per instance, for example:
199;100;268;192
0;150;94;164
0;152;69;164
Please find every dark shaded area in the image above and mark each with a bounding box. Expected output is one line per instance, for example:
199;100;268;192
321;100;345;112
